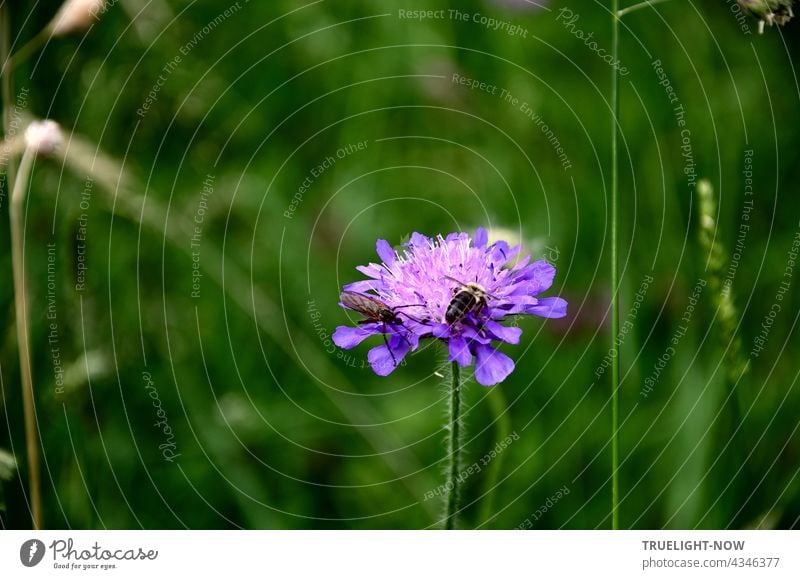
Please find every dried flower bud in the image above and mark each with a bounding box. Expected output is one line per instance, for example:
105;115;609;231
24;120;64;155
49;0;106;37
737;0;796;33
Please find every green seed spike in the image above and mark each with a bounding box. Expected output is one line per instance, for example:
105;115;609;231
696;179;750;386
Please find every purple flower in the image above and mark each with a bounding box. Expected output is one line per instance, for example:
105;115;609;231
333;228;567;386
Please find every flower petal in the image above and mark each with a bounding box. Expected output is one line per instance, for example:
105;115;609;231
482;320;522;344
367;335;411;376
461;324;492;344
403;319;434;337
355;263;385;279
525;296;568;319
474;227;488;248
333;325;380;349
431;322;452;339
489;241;520;268
512;254;531;271
516;260;556;294
376;239;396;266
407;232;432;249
490;295;538;316
343;280;382;293
473;344;515;386
448;335;472;367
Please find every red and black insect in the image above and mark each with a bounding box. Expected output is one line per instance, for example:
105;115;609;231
339;292;427;367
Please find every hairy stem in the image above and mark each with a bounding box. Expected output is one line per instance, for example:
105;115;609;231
445;361;462;529
610;0;621;531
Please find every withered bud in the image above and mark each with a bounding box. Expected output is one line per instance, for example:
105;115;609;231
49;0;106;37
737;0;795;33
24;120;64;155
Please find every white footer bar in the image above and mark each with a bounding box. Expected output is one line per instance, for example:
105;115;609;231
1;531;798;578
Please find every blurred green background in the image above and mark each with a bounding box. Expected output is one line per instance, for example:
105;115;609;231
1;0;799;529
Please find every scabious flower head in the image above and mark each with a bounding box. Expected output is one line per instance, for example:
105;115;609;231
333;228;567;386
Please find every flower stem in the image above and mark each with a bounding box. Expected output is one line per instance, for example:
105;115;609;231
445;361;462;530
10;147;41;531
7;25;51;72
2;3;42;531
610;0;621;531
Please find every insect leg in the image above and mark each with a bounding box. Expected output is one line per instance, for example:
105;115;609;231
382;322;398;368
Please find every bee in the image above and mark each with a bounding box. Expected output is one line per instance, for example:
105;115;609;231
339;292;427;367
444;275;498;325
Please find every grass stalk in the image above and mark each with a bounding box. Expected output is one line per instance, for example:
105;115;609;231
9;146;41;530
610;0;621;531
2;3;42;530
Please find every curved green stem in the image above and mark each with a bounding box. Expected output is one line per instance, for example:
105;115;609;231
3;3;42;531
10;147;41;530
611;0;621;531
7;26;51;72
445;361;462;529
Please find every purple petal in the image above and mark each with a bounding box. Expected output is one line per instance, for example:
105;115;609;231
431;323;452;338
343;280;382;293
448;335;472;367
445;232;468;243
512;255;531;271
482;320;522;344
403;319;434;337
489;241;520;268
407;232;432;249
367;335;411;376
355;263;385;279
461;324;492;344
491;295;538;316
473;344;515;386
376;239;395;265
333;325;380;349
516;260;556;294
525;296;567;319
474;227;488;248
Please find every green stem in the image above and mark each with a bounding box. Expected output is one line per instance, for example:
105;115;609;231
445;361;462;530
610;0;621;531
7;25;51;72
2;3;42;531
617;0;672;18
10;147;41;530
